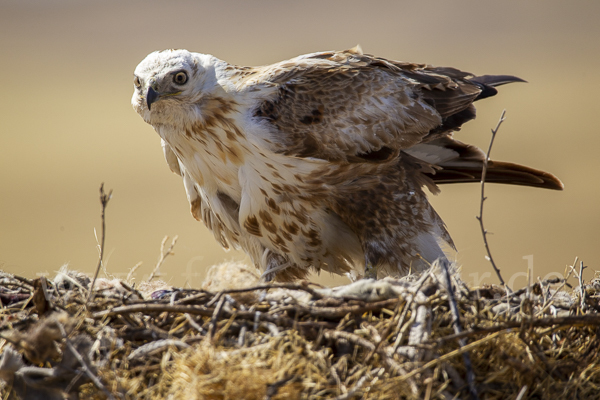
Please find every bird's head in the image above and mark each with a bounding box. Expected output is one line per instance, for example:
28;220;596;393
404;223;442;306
132;49;218;126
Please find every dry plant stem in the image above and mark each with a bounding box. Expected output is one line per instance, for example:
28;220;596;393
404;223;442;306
40;276;53;309
399;331;504;383
440;260;479;400
392;272;431;354
1;273;35;287
6;267;600;399
518;328;564;380
515;386;528;400
579;261;587;310
536;273;575;317
331;372;371;400
368;271;430;362
204;282;325;307
57;323;119;400
148;235;178;282
92;300;398;326
432;313;600;345
363;301;401;364
265;376;298;400
126;261;143;284
477;110;507;287
324;330;376;352
208;295;226;341
185;313;205;334
86;184;112;306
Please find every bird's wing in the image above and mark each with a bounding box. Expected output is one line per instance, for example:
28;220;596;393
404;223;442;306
245;47;488;162
161;139;181;175
243;49;562;190
180;165;241;251
162;139;243;250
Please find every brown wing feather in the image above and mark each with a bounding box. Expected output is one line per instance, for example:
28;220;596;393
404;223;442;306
249;48;563;190
250;48;489;162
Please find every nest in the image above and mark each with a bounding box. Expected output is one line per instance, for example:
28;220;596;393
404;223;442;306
1;260;600;400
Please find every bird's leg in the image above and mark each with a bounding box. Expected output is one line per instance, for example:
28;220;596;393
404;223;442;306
260;250;291;282
261;263;276;282
262;272;274;282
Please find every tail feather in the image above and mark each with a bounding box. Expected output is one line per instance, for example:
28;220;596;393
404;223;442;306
431;159;564;190
406;137;564;191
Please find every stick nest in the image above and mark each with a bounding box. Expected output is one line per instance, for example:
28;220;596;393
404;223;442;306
1;261;600;400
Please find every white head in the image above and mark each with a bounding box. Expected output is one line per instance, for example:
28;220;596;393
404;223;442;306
132;49;218;126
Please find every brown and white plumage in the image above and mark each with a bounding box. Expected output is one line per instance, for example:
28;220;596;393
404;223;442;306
132;46;563;281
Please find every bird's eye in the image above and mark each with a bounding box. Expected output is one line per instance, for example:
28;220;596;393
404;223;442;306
133;76;141;88
173;71;188;85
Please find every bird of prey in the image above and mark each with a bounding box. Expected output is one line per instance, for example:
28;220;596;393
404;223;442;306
132;46;562;281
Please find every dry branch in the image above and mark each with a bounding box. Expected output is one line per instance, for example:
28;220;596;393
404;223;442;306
3;261;600;400
477;110;507;287
87;183;112;305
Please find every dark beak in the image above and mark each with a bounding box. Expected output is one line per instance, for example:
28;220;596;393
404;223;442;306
146;87;159;110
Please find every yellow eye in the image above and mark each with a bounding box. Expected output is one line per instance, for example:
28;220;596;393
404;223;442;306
173;71;188;85
133;76;141;88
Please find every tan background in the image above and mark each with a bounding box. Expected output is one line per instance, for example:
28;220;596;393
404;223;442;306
1;0;598;289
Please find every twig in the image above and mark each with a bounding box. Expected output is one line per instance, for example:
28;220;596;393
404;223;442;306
265;375;298;400
398;331;504;383
57;323;118;400
439;259;479;400
391;272;431;353
363;301;402;364
579;260;587;310
126;261;143;285
185;313;206;335
127;339;190;360
476;110;506;286
92;302;334;331
518;324;565;380
277;298;398;319
238;324;248;347
535;270;575;317
208;295;226;341
324;330;377;352
431;314;600;345
86;184;112;306
0;273;35;287
324;329;413;392
147;236;178;282
331;372;372;400
204;282;325;307
93;303;215;319
515;386;528;400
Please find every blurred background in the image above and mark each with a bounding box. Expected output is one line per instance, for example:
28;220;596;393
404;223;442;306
1;0;598;289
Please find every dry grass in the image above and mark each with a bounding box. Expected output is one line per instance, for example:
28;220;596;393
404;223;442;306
1;259;600;400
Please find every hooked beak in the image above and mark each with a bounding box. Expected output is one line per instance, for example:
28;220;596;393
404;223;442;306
146;87;160;110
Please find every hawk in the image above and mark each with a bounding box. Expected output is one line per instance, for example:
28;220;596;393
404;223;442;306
132;46;562;281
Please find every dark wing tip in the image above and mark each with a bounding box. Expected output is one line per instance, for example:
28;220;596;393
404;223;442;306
470;74;527;101
471;74;528;86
